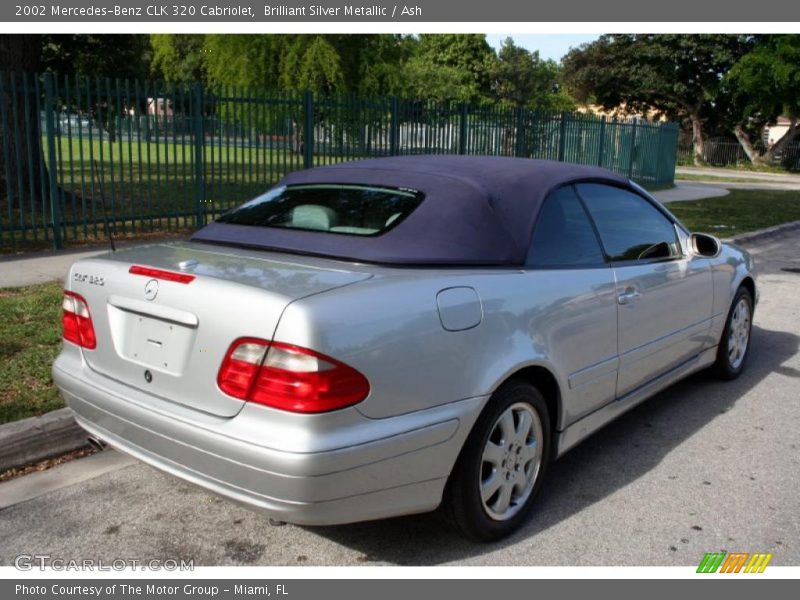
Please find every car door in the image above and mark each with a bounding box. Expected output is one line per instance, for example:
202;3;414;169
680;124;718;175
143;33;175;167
525;185;619;425
576;183;714;398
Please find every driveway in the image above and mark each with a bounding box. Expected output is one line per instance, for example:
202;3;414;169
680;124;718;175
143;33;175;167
0;232;798;567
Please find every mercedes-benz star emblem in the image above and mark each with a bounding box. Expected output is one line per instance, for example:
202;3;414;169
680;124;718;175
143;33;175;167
144;279;159;301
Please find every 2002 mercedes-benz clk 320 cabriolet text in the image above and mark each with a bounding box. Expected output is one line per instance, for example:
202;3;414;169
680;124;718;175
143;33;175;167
53;156;757;540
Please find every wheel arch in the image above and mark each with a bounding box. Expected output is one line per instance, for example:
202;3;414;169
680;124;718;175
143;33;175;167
739;276;756;308
507;365;561;451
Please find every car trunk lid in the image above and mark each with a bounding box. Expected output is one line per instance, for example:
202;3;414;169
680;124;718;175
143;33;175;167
67;242;371;418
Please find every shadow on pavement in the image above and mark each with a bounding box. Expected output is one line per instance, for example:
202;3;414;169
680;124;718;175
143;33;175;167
306;324;799;565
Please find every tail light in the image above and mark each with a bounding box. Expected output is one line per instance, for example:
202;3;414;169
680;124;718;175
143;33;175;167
217;338;370;413
62;291;96;349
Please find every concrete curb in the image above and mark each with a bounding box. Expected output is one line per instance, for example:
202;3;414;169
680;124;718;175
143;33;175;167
0;408;87;471
725;219;800;245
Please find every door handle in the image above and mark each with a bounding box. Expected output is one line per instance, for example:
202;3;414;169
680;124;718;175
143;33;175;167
617;288;642;305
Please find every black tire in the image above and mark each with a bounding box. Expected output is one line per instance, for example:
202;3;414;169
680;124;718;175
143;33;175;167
713;286;754;380
443;380;551;542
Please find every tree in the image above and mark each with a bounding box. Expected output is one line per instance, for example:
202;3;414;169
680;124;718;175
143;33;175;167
489;37;574;111
41;35;151;80
723;35;800;166
403;34;495;103
0;35;46;212
292;36;345;95
204;34;289;90
562;35;751;165
2;35;152;227
401;55;480;103
150;34;206;84
326;34;413;97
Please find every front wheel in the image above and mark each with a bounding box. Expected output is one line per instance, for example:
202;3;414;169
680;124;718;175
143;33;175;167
443;381;551;541
713;286;753;380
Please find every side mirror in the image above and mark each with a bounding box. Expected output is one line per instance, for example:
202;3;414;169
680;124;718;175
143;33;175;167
690;232;722;258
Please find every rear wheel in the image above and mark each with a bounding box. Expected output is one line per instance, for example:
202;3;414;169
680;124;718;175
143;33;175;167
713;286;753;380
444;381;550;541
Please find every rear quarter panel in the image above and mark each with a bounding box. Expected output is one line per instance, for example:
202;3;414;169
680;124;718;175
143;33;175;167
274;266;619;426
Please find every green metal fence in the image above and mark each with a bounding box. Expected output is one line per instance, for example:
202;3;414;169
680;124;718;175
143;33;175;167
0;72;679;251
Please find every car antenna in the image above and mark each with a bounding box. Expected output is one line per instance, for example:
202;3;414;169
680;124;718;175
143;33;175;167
91;160;116;252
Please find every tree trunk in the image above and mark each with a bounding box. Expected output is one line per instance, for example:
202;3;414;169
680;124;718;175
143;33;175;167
762;118;798;165
733;119;799;167
0;36;46;222
732;124;761;164
690;113;706;166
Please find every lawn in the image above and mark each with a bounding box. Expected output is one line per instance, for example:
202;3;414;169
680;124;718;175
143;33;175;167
675;173;786;184
0;282;65;424
666;189;800;235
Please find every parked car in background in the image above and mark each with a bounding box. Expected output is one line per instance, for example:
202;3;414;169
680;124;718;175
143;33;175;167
53;156;756;540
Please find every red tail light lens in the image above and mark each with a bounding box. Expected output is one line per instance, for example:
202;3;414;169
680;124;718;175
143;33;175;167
217;338;370;413
62;291;96;349
129;265;195;284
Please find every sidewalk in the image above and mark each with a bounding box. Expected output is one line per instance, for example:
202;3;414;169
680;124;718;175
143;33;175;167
0;237;180;288
653;182;730;203
0;246;110;287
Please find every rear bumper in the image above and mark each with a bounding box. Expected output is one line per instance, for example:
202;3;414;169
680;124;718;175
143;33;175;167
53;350;484;525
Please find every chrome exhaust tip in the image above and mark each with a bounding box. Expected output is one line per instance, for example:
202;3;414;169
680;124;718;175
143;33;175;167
86;435;107;452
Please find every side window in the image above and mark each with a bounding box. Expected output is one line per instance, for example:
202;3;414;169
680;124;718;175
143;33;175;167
527;185;606;267
576;183;681;262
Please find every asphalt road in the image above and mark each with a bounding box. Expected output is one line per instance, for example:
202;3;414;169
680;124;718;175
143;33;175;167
1;232;798;567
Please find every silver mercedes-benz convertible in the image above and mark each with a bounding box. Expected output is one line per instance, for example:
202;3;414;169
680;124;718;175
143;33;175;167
53;156;756;540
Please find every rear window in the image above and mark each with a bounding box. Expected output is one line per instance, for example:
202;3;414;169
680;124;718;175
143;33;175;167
216;184;424;236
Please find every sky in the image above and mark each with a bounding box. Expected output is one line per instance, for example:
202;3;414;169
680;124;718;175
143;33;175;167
485;34;599;62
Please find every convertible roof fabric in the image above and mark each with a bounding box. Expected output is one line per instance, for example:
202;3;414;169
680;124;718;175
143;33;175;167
191;155;628;265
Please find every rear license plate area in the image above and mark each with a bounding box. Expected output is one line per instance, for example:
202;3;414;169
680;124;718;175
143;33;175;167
108;305;197;376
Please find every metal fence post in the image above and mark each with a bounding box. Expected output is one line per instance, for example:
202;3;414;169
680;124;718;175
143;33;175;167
458;103;469;155
654;123;665;186
557;112;568;162
43;73;62;249
597;116;607;167
192;83;205;230
627;120;638;178
389;96;399;156
666;123;678;185
515;107;526;157
303;91;314;169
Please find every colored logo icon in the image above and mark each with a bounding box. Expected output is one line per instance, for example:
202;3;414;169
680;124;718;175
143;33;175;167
697;552;773;573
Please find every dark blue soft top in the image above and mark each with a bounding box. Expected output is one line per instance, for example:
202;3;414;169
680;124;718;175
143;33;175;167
192;155;628;266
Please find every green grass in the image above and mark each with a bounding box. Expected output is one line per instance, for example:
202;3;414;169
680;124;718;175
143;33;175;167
666;189;800;235
677;161;794;174
0;282;65;424
675;173;787;184
698;162;792;174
